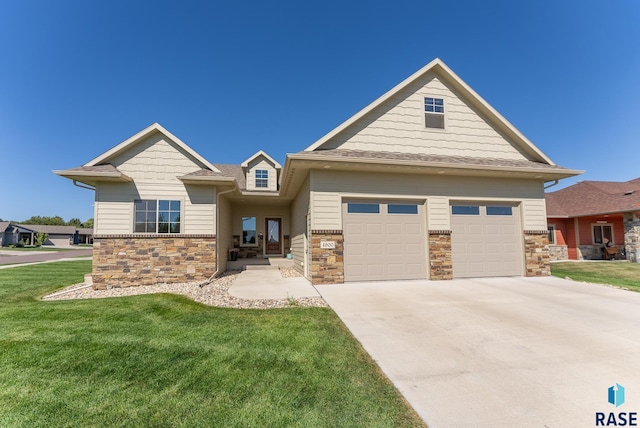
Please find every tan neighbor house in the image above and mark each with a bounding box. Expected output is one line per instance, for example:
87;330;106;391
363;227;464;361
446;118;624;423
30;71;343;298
55;58;581;289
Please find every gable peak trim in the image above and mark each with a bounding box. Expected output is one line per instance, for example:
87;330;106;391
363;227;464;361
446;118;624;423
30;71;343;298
83;123;220;173
241;150;282;169
303;58;555;166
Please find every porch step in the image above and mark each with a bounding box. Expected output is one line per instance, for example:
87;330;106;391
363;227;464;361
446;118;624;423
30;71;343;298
245;265;280;271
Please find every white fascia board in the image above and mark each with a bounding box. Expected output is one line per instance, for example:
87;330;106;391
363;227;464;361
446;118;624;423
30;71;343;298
84;123;221;173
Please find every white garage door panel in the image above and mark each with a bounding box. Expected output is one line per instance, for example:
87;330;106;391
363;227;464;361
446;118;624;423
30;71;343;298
344;201;426;282
451;204;523;278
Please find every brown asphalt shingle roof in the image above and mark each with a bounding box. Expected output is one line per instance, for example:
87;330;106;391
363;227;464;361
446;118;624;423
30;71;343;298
546;178;640;217
61;164;124;174
296;149;573;171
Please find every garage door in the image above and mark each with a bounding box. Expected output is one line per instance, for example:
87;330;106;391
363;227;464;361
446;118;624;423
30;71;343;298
343;201;426;281
450;204;523;278
48;235;72;247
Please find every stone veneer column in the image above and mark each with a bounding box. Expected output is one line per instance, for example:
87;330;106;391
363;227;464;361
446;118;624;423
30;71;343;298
428;230;453;280
523;231;550;276
310;230;344;285
92;235;216;289
624;212;640;263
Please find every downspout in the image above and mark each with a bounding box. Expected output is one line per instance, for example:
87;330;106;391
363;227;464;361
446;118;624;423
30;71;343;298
200;185;236;287
72;180;96;191
544;180;559;190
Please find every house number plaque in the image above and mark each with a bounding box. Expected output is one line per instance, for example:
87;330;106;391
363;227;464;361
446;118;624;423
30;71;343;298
320;241;336;249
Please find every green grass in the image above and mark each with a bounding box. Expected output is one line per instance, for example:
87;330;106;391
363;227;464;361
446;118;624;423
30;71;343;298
0;262;424;427
551;261;640;292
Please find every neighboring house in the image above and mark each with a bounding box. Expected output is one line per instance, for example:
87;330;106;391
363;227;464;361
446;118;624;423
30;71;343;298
18;225;78;246
0;222;37;246
54;58;580;289
546;178;640;262
0;223;94;247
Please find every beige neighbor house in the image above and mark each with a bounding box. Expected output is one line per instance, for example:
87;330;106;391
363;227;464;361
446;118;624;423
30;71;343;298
55;58;581;289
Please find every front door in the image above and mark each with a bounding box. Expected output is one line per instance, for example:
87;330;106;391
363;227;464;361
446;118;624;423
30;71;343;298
265;218;282;255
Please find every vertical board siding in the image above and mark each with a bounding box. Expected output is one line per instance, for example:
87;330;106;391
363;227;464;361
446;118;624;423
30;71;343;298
321;73;530;161
290;176;310;276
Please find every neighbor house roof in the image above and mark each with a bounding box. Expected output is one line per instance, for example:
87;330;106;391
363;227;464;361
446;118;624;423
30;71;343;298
19;225;78;235
304;58;555;165
546;178;640;217
0;221;10;232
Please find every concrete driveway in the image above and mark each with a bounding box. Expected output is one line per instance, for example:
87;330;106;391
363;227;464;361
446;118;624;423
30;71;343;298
316;276;640;428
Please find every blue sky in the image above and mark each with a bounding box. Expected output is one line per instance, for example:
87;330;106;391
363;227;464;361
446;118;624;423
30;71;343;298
1;0;639;222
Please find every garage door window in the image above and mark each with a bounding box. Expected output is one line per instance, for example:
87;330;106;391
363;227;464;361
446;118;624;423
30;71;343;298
388;204;419;214
347;203;380;214
451;205;480;215
486;206;513;216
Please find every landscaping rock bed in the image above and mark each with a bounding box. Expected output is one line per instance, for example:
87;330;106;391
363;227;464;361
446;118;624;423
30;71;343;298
43;269;327;309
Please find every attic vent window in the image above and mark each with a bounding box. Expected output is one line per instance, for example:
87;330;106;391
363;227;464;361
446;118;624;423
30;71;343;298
255;169;268;188
624;190;635;195
424;97;445;129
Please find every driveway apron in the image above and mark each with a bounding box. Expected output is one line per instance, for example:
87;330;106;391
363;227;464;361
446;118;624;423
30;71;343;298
317;276;640;428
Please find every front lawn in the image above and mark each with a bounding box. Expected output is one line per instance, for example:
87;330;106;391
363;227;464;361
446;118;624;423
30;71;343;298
0;262;423;427
551;261;640;292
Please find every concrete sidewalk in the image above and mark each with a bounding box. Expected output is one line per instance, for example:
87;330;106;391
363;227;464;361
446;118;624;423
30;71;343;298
228;265;320;299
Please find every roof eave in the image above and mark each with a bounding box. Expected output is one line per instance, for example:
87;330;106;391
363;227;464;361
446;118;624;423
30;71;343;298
53;169;133;186
286;153;583;179
177;175;237;185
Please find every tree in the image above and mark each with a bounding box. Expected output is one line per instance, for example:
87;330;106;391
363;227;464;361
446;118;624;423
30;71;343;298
82;218;94;228
21;216;66;226
35;232;49;247
67;218;82;227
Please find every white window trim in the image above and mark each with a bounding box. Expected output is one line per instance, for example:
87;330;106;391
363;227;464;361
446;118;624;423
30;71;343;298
547;224;556;245
255;169;269;188
591;223;614;245
424;97;445;130
241;215;259;247
133;199;182;234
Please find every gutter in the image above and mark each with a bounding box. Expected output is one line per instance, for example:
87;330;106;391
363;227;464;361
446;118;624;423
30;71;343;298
73;180;96;191
544;180;559;190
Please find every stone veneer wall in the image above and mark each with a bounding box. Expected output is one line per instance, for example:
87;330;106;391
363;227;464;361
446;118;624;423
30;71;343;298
523;231;550;276
310;230;344;285
428;230;453;280
624;212;640;263
92;235;216;289
549;245;569;261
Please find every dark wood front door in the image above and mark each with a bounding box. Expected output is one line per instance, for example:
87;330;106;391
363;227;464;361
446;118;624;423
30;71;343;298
265;218;281;255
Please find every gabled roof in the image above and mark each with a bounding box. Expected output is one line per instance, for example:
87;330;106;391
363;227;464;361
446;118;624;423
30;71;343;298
241;150;281;169
85;123;220;173
53;164;133;185
546;178;640;217
0;221;11;232
304;58;555;165
19;224;78;235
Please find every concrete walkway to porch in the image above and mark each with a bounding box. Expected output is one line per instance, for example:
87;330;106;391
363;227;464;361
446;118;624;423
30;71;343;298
227;258;320;300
